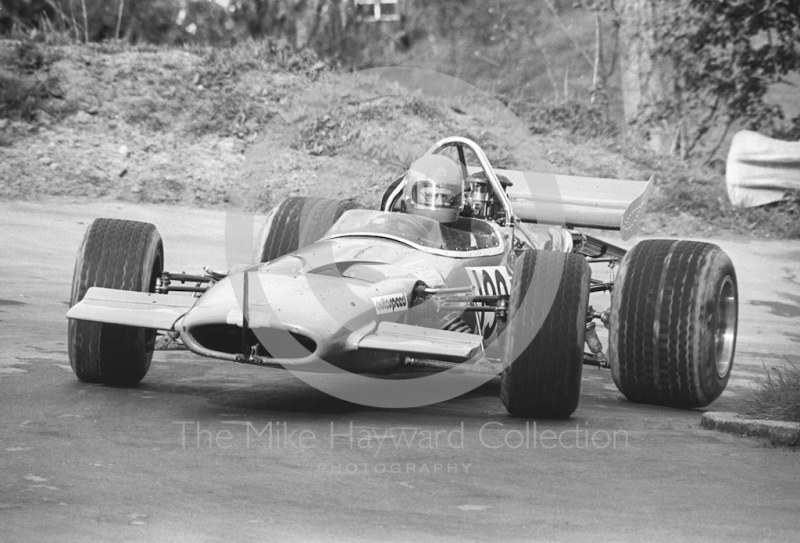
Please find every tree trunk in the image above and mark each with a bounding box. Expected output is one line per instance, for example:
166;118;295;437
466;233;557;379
618;0;677;154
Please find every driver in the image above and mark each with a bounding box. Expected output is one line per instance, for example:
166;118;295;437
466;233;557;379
401;155;464;226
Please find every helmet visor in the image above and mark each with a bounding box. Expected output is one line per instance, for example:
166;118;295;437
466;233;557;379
411;178;463;211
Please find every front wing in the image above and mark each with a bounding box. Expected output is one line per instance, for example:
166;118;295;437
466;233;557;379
66;288;484;364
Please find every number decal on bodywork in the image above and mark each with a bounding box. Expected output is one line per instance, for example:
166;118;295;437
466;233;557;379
466;266;511;339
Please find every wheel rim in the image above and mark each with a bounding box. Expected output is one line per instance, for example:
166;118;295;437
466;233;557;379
714;276;736;378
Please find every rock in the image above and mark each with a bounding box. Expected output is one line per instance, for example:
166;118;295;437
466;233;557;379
130;185;141;194
216;138;235;153
74;111;92;124
118;145;130;157
49;163;59;170
38;156;52;165
119;167;128;178
0;119;8;130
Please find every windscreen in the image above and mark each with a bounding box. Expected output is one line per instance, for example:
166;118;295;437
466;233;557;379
325;210;500;254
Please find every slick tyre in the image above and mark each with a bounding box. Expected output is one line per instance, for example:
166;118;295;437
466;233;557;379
501;249;591;418
254;197;363;263
608;240;738;408
68;219;164;386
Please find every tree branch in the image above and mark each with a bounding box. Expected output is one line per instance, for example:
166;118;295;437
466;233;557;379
532;33;561;100
685;91;721;153
545;0;594;69
600;4;620;79
704;116;735;165
116;0;124;40
80;0;88;43
591;11;602;102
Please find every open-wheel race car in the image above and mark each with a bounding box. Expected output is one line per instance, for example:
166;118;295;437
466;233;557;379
66;137;738;418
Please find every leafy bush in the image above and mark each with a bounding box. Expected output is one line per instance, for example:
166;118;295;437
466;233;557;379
517;99;619;140
773;117;800;142
649;0;800;155
291;97;442;158
184;39;326;137
200;39;327;80
0;41;62;120
0;71;55;119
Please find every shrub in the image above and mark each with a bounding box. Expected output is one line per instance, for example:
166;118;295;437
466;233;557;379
743;363;800;423
517;99;619;140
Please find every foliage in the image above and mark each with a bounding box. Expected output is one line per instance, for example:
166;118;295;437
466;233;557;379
354;1;542;77
200;37;327;79
625;141;800;240
186;39;326;137
0;0;609;112
773;116;800;142
0;40;63;120
648;0;800;154
517;99;619;140
743;362;800;424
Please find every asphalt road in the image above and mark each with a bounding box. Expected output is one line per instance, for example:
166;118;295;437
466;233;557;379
1;200;799;542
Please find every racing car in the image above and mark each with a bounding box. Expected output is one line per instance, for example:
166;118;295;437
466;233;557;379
66;137;738;418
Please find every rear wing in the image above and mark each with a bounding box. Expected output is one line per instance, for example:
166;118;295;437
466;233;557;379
468;167;653;240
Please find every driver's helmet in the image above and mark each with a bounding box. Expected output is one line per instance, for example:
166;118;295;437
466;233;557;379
402;155;464;225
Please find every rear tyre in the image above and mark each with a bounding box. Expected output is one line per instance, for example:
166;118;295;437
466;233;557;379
254;197;363;263
68;219;164;386
608;240;738;408
501;249;591;418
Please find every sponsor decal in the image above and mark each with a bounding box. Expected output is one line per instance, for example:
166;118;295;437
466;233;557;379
466;266;512;339
371;293;408;315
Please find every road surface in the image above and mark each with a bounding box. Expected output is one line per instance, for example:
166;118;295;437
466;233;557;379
1;200;799;542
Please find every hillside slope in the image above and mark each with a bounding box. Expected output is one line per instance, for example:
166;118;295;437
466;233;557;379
1;40;796;239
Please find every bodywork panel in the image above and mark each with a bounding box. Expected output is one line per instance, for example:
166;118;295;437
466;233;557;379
66;287;195;330
357;322;483;361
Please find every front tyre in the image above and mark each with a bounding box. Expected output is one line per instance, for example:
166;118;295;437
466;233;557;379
609;240;738;408
501;249;591;418
68;219;164;386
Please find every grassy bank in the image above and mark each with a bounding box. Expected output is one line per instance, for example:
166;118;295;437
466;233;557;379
1;38;798;239
744;364;800;424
